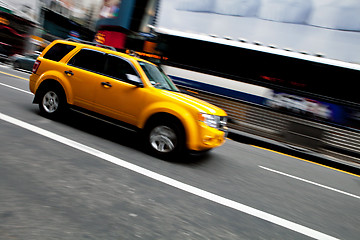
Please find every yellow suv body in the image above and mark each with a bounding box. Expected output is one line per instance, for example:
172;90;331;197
29;39;227;158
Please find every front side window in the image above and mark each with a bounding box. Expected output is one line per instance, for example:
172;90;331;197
43;43;75;62
138;61;179;92
104;55;137;80
68;49;105;73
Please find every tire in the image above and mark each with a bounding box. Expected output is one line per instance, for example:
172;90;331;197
145;120;185;159
38;86;67;118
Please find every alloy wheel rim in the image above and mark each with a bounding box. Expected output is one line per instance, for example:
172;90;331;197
42;91;59;113
149;126;177;153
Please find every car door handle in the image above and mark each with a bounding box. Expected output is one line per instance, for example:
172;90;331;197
65;70;74;76
101;82;112;88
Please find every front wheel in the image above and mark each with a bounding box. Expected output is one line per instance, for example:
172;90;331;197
38;87;67;118
145;120;185;160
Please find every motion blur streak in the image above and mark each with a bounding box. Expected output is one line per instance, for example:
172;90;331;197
0;112;340;240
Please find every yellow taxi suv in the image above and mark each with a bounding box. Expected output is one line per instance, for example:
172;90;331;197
29;39;228;158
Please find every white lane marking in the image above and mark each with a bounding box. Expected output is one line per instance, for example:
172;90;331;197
260;165;360;200
0;113;339;240
0;64;11;69
0;82;32;95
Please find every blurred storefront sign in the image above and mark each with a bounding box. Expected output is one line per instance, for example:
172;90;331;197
95;29;126;49
97;0;135;29
99;0;122;19
95;0;150;51
265;91;360;129
0;16;10;25
30;35;46;48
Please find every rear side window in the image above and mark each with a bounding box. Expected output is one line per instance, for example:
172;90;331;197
68;49;106;73
104;55;137;80
43;43;75;62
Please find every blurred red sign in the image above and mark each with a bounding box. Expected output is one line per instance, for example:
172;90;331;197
95;30;126;49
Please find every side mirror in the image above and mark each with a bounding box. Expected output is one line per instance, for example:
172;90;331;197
126;74;143;87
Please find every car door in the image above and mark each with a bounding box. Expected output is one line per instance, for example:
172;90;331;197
66;48;106;110
93;54;146;125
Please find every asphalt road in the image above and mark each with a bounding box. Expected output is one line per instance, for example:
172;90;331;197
1;64;360;240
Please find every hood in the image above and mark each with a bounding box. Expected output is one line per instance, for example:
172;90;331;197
160;90;227;116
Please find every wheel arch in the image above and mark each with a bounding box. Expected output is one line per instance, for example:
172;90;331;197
139;101;201;150
33;79;69;104
144;112;186;134
143;110;201;151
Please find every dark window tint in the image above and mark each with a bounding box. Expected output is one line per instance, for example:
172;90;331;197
68;49;105;73
104;55;137;80
43;43;75;62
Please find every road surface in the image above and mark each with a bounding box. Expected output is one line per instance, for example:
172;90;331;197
1;64;360;239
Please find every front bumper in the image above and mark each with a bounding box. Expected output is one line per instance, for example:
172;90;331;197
190;123;228;151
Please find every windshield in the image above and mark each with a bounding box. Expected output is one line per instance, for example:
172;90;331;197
139;61;179;92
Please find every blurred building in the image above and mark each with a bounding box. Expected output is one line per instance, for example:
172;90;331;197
94;0;157;51
0;0;37;55
0;0;105;54
37;0;101;41
1;0;157;54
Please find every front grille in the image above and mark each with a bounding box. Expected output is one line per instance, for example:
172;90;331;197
219;116;227;130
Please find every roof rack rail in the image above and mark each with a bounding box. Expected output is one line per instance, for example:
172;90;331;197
65;38;117;51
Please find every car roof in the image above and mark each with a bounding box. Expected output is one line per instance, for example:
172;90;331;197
52;39;155;66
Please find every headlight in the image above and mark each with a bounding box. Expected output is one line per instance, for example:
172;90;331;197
199;113;218;128
199;113;227;129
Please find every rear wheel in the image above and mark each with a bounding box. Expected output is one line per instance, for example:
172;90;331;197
38;86;67;118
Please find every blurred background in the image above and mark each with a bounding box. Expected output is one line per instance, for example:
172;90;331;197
1;0;360;162
2;2;360;239
1;0;132;54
